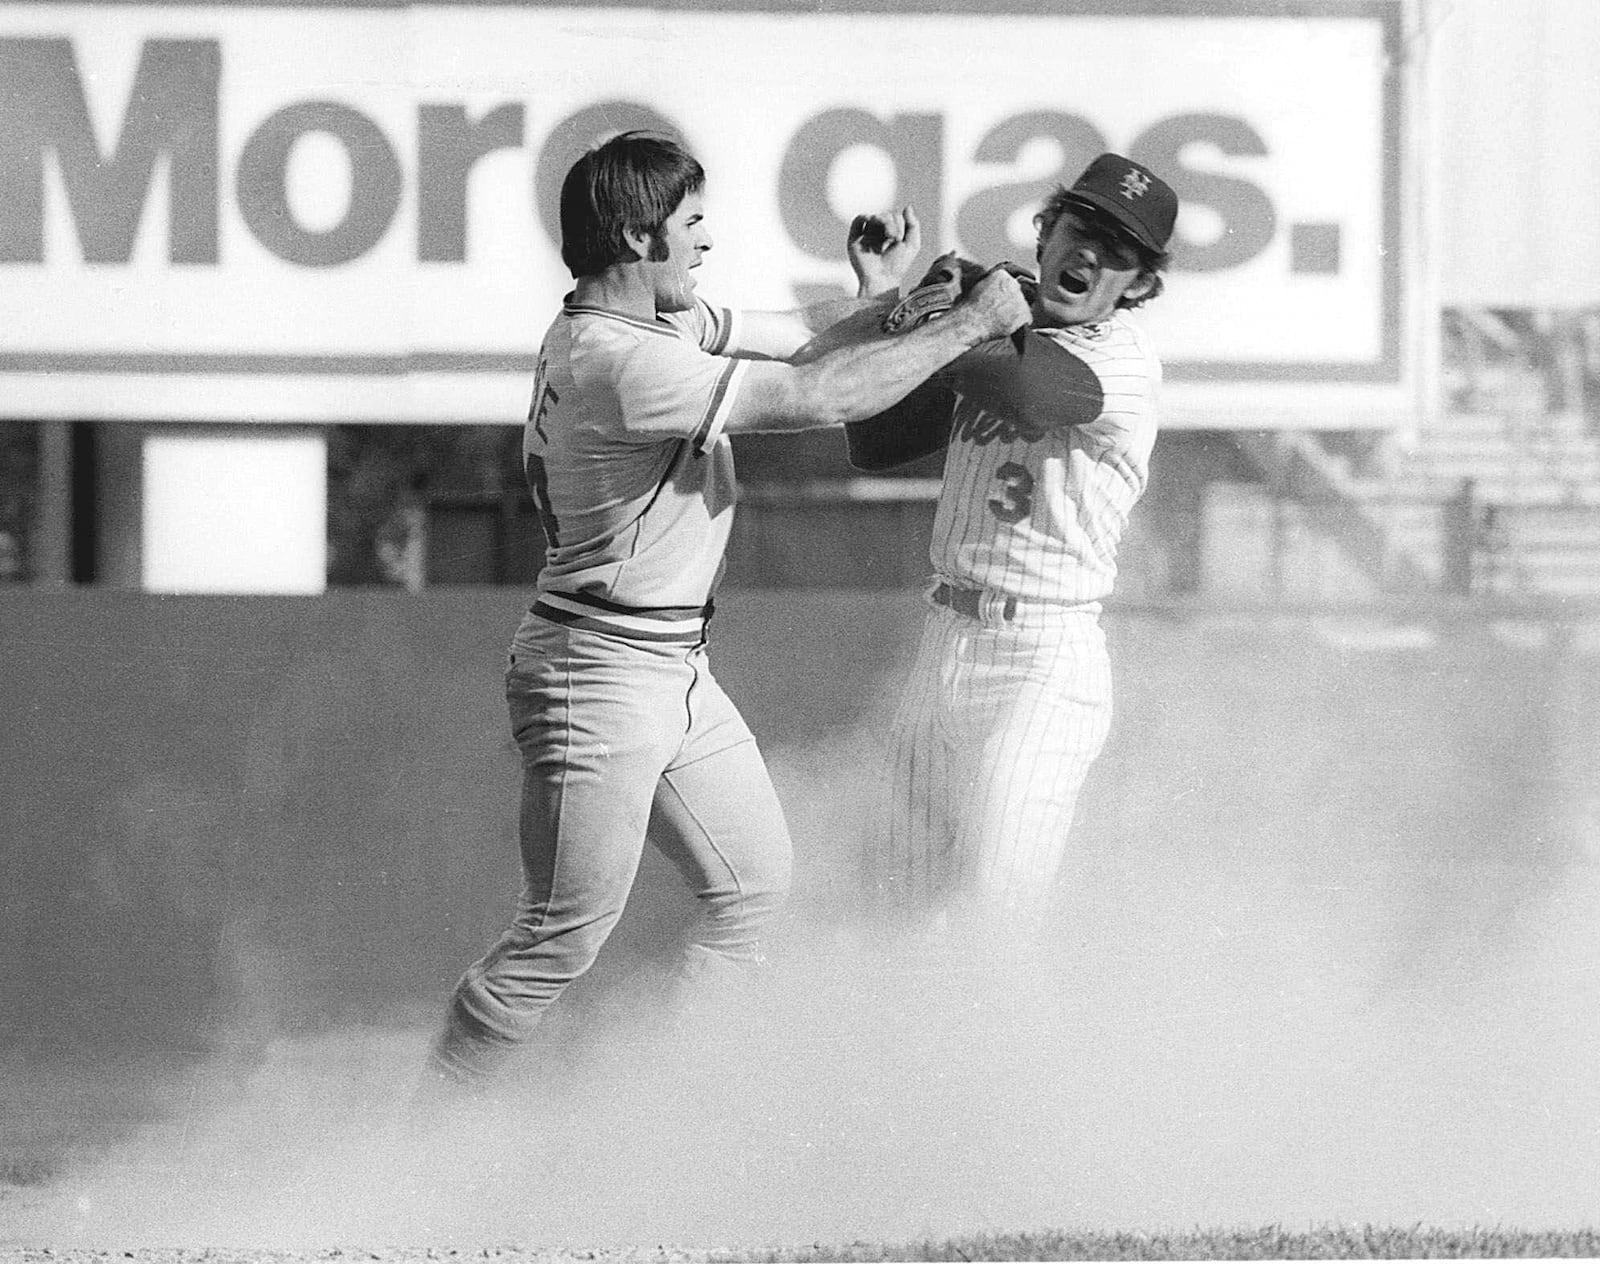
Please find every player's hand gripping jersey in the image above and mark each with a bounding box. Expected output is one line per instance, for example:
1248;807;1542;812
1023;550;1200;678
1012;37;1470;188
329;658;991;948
521;296;751;639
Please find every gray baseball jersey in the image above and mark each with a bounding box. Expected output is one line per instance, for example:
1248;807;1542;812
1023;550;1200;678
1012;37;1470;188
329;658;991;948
429;294;793;1085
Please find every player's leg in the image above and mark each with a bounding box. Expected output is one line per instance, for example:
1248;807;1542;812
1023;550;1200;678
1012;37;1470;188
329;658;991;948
956;619;1112;938
428;629;684;1085
652;652;792;1012
878;607;960;921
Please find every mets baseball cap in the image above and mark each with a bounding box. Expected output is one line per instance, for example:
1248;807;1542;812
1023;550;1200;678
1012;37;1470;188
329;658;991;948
1063;153;1178;255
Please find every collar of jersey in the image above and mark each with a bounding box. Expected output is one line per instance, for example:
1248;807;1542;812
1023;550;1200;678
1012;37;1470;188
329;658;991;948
563;297;682;337
1052;314;1117;342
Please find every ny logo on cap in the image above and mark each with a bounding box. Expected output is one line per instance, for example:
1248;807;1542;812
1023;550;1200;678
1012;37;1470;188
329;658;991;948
1118;169;1151;200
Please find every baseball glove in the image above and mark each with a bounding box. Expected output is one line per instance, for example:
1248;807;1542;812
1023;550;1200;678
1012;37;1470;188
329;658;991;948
881;253;1039;334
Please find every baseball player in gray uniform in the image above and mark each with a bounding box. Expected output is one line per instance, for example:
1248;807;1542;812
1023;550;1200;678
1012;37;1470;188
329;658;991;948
420;131;1030;1094
867;153;1179;950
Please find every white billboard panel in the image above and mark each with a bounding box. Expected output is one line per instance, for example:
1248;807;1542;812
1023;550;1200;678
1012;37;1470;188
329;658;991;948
0;1;1414;427
142;429;327;592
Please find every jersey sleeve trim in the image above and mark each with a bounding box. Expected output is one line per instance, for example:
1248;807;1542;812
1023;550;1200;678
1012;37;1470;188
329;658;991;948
690;357;746;456
701;301;737;354
660;297;737;353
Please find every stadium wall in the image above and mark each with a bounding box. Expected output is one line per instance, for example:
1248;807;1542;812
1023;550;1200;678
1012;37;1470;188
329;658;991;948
3;589;1595;1053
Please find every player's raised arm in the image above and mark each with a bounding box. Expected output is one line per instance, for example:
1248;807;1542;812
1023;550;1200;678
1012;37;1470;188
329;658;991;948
720;265;1031;435
848;206;923;297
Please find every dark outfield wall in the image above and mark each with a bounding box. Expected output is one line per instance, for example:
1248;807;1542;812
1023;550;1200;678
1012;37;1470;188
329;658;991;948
2;590;1595;1052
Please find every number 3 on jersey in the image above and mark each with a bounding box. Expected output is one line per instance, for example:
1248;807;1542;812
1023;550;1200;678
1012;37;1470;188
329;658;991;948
988;461;1034;523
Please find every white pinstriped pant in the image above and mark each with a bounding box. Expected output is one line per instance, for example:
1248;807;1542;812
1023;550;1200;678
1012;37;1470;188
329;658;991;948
877;591;1112;939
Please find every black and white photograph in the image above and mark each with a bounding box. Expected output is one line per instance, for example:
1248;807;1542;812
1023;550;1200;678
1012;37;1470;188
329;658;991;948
2;1;1597;1259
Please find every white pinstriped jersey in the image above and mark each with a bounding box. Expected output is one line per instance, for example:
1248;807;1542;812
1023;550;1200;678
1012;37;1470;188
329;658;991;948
929;311;1160;607
521;295;750;611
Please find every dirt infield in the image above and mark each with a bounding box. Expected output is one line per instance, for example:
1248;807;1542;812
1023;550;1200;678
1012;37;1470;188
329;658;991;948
9;1228;1600;1262
5;917;1600;1258
5;1254;762;1264
5;602;1598;1257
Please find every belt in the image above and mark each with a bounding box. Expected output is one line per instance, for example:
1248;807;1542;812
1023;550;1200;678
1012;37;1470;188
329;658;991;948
531;590;714;644
932;582;1016;622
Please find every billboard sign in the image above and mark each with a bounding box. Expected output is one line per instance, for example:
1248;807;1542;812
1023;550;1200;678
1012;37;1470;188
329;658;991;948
0;1;1415;427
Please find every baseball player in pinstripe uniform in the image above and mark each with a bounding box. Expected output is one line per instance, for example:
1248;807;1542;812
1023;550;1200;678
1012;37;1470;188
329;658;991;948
420;131;1029;1094
875;153;1178;950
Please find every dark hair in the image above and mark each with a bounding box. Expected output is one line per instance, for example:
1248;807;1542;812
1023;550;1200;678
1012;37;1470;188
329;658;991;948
559;130;705;279
1034;185;1170;310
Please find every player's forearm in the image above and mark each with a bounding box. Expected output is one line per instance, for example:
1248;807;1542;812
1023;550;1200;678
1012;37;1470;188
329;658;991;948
787;299;897;365
740;307;996;433
801;318;984;424
724;267;1028;434
733;295;888;361
796;291;888;334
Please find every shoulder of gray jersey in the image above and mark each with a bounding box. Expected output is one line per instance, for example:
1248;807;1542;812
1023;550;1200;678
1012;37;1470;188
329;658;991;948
659;297;738;355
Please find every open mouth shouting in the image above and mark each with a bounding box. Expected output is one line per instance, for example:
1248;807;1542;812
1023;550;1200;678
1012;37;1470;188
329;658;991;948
1058;270;1091;297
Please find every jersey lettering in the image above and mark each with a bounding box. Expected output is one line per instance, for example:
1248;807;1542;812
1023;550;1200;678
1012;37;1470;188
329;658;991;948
525;452;560;546
952;396;1046;447
528;362;557;441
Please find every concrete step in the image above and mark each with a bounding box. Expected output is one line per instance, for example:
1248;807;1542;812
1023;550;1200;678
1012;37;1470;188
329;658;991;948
1228;429;1600;598
1540;575;1600;596
1494;569;1600;598
1312;504;1600;597
1349;500;1444;527
1505;516;1600;543
1398;414;1600;488
1349;475;1591;504
1390;464;1559;490
1405;439;1600;466
1423;409;1594;438
1514;556;1600;579
1400;447;1600;477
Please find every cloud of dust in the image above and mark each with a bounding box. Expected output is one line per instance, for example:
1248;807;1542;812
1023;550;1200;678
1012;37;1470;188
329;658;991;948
11;696;1599;1252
